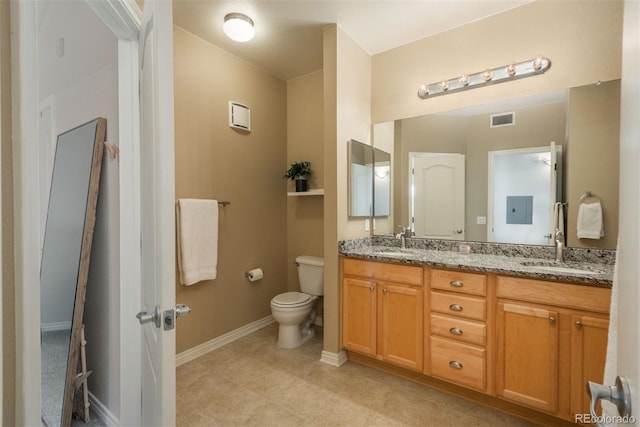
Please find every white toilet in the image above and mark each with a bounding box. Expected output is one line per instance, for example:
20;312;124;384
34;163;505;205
270;255;324;348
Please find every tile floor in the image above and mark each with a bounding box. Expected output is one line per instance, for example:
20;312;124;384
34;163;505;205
176;324;538;426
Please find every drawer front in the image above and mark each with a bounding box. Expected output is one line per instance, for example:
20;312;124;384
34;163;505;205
430;313;486;346
431;291;486;321
496;276;611;313
431;336;486;391
343;258;423;286
431;269;487;296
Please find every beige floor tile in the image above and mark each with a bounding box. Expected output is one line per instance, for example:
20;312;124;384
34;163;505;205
176;324;540;427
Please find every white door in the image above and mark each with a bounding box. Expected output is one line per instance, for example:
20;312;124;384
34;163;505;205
138;1;176;425
411;153;465;240
595;0;639;422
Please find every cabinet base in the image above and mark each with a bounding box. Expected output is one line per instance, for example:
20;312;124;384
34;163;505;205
346;351;578;427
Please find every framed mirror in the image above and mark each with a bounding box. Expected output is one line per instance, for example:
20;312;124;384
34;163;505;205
374;80;619;249
40;118;106;426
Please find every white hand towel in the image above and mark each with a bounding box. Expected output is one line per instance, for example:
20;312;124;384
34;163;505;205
176;199;219;285
577;202;604;239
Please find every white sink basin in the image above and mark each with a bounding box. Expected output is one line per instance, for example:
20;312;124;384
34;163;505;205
521;261;603;275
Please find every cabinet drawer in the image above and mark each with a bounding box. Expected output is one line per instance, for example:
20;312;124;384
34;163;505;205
343;258;423;286
430;313;486;346
496;276;611;313
431;291;486;321
431;269;486;296
431;336;485;391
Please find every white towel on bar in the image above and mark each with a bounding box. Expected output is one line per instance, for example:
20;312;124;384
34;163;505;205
577;202;604;239
176;199;219;285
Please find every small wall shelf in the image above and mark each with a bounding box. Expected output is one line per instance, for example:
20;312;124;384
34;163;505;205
287;189;324;197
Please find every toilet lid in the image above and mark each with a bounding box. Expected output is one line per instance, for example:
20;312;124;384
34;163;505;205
272;292;311;306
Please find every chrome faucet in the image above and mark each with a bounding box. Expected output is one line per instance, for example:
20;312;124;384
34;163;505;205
396;225;411;249
555;230;565;262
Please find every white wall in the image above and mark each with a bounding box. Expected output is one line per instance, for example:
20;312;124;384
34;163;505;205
38;0;120;418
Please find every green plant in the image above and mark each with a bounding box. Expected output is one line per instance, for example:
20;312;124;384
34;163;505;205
283;161;313;180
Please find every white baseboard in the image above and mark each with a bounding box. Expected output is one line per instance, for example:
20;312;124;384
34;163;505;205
41;321;72;332
88;391;118;427
176;315;275;366
320;350;348;367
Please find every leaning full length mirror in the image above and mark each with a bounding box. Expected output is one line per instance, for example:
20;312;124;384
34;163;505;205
40;118;106;426
375;80;619;249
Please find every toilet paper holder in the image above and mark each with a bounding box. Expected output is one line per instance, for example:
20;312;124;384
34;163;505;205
245;268;264;281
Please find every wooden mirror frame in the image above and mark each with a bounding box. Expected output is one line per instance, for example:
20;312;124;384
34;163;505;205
57;118;106;425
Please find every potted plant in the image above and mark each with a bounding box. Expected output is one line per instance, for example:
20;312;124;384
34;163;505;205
283;161;313;192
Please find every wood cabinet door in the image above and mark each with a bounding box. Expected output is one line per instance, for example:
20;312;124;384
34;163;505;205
570;313;609;418
496;302;559;413
380;283;423;371
342;277;377;356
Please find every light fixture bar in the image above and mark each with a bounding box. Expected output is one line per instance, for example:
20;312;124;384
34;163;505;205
417;56;551;99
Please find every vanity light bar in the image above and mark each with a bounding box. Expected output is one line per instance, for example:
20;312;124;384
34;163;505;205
417;56;551;99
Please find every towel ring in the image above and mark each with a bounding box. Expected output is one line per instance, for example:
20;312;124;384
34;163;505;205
580;191;601;203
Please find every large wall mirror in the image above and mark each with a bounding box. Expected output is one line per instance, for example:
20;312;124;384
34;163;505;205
40;118;106;426
373;79;619;249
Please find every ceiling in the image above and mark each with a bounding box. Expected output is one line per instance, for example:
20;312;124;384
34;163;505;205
172;1;533;81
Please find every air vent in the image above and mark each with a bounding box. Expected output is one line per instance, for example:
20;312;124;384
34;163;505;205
490;112;515;128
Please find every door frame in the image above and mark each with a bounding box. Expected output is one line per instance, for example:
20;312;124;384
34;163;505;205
11;0;143;424
487;145;554;243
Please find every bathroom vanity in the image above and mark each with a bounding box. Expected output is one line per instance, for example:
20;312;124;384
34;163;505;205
339;238;613;425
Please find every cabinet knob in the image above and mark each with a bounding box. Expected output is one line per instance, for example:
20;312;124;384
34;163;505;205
449;327;463;336
449;360;463;369
575;321;583;328
449;304;463;312
450;280;464;288
369;286;375;291
383;288;388;295
549;316;556;324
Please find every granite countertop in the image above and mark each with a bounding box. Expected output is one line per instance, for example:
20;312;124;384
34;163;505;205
339;238;614;287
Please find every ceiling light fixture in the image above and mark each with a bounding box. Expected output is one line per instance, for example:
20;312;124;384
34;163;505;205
223;13;255;42
417;56;551;99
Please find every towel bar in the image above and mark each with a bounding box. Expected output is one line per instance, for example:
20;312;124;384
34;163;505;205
580;191;600;203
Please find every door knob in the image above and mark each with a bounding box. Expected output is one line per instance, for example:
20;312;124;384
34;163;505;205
453;228;463;234
587;376;632;427
136;306;161;328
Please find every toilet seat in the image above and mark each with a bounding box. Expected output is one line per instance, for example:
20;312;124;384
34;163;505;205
271;292;312;308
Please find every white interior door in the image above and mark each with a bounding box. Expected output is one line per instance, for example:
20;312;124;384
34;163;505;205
598;0;640;421
138;1;176;425
411;153;465;240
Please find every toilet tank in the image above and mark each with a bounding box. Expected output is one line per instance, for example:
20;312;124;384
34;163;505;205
296;255;324;296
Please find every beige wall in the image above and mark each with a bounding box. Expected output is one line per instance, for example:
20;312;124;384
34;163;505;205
323;25;372;353
1;0;15;423
566;80;620;249
173;26;288;353
286;71;324;297
371;1;623;123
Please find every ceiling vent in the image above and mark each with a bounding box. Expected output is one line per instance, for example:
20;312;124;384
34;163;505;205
490;112;515;128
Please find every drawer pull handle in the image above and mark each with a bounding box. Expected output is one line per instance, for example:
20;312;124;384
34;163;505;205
449;304;463;312
449;360;463;369
383;288;388;295
369;286;374;291
549;316;556;324
450;280;464;287
449;327;463;335
576;321;583;328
